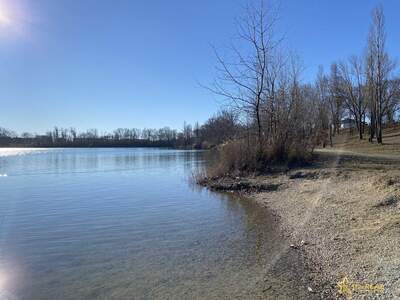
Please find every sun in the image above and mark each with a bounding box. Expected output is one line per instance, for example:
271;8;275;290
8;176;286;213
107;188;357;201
0;0;12;27
0;0;30;39
0;9;11;26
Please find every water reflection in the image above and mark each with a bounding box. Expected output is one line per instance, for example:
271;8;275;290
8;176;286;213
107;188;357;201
0;148;277;299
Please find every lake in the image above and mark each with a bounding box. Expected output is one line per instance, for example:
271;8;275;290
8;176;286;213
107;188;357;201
0;148;278;299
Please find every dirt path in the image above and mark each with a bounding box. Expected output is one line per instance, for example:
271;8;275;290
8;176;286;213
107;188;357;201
315;148;400;161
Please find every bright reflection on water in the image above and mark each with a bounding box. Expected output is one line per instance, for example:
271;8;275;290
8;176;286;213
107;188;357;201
0;148;277;299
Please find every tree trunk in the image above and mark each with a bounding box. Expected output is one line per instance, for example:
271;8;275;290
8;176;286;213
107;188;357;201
256;104;263;152
376;99;383;144
377;114;383;144
369;113;375;142
362;113;366;134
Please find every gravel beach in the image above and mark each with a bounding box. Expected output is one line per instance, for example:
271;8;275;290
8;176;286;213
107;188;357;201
200;151;400;299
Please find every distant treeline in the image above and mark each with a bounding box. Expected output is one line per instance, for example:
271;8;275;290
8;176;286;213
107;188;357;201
0;111;239;149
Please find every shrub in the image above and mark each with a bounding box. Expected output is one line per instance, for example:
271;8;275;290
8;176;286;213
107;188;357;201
203;139;257;177
203;137;313;178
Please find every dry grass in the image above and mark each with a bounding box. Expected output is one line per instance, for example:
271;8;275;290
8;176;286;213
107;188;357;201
203;138;313;178
202;139;259;178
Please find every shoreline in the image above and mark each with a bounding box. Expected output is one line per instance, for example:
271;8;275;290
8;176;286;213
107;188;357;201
199;152;400;299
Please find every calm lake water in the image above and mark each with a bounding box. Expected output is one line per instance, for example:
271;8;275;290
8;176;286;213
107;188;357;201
0;148;278;300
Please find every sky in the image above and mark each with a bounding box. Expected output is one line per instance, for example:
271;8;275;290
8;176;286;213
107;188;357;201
0;0;399;134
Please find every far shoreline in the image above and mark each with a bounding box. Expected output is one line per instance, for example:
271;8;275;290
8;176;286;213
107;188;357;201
0;146;203;150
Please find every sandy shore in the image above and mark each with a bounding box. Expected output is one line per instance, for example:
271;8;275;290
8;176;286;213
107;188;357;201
200;151;400;299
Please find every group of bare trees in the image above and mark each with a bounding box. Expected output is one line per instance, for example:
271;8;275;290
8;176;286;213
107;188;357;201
199;110;238;145
366;6;399;143
208;3;399;172
317;6;399;144
209;3;325;167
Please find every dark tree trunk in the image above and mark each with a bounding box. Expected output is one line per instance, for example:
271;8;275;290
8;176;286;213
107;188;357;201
369;113;375;143
256;103;263;152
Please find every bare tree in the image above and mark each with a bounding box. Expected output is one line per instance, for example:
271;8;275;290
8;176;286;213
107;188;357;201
316;66;333;146
208;2;281;152
366;5;396;143
339;56;368;139
385;79;400;123
328;63;344;135
183;121;192;146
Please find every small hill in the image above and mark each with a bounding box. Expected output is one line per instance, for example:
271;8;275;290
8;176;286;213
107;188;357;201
328;124;400;156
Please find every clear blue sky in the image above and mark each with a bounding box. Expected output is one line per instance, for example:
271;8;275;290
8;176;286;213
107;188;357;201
0;0;399;134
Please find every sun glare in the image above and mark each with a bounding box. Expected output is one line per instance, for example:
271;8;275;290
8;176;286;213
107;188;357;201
0;271;5;287
0;9;11;26
0;0;29;39
0;0;13;27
